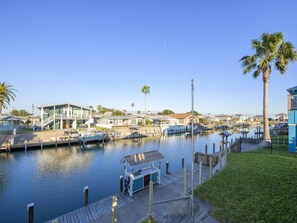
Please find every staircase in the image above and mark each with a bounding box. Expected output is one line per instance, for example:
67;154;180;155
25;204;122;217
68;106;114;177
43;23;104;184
42;115;55;128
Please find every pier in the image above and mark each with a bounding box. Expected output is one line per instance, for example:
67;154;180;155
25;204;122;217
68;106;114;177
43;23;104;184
44;161;221;223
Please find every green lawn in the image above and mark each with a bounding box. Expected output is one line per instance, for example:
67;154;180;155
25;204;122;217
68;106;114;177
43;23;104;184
194;145;297;222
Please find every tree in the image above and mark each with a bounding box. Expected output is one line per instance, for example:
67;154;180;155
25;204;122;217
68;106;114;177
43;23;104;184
141;85;150;114
137;110;141;115
131;102;134;112
240;32;297;146
88;105;93;110
97;105;102;113
112;110;125;116
162;109;175;115
0;82;16;115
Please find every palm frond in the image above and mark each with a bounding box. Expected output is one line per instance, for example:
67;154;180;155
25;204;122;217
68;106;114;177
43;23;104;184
252;68;262;78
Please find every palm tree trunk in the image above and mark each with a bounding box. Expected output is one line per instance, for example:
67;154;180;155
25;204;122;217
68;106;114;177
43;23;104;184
144;94;147;114
0;101;3;115
263;71;271;147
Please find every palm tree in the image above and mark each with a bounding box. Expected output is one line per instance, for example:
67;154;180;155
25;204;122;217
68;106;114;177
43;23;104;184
240;32;297;146
0;82;16;115
141;85;150;114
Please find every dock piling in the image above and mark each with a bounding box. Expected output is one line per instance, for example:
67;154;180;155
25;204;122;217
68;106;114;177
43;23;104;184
213;143;215;154
40;141;43;150
27;203;34;223
120;175;123;193
84;186;89;206
166;162;169;174
182;157;184;168
205;144;208;154
112;196;118;223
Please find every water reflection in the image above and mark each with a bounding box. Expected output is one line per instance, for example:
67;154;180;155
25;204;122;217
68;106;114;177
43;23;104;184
35;147;95;176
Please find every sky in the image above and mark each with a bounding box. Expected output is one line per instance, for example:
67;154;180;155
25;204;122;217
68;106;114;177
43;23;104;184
1;0;297;116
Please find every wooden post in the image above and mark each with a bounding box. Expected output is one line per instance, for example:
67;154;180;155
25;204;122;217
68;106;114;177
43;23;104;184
199;161;202;185
120;175;123;193
205;144;208;154
213;143;215;154
27;203;34;223
84;186;89;206
182;157;184;168
25;142;27;151
209;156;212;178
219;152;222;170
112;196;118;223
166;162;169;174
148;181;153;219
184;167;187;195
55;130;57;148
40;140;43;150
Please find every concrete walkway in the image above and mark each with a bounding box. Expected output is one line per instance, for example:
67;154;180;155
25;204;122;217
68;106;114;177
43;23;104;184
241;142;264;152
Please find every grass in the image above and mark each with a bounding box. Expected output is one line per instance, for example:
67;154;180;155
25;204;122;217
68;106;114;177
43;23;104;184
194;144;297;222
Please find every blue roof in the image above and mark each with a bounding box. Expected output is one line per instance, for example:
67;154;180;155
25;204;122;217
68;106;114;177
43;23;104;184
287;86;297;95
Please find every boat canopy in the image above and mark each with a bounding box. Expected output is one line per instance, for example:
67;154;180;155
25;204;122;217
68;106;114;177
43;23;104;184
121;150;164;167
219;131;232;137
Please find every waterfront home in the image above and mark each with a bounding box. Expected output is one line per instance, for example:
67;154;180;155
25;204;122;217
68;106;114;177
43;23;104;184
37;103;95;130
215;114;232;123
146;115;179;126
0;115;21;132
168;113;199;125
274;113;288;122
98;115;144;127
288;86;297;152
233;114;250;123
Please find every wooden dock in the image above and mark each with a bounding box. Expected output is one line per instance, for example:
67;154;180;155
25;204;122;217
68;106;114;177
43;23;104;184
0;138;107;153
45;164;201;223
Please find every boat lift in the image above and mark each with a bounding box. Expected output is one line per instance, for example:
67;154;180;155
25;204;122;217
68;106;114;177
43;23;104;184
121;150;164;197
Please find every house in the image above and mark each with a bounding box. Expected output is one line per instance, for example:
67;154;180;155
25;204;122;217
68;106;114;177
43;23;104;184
146;115;179;126
274;113;288;122
0;115;21;132
288;86;297;152
168;113;199;126
98;115;144;127
215;114;232;123
233;114;250;123
37;103;95;130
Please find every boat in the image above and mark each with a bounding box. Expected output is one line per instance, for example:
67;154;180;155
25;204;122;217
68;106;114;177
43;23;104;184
79;131;108;144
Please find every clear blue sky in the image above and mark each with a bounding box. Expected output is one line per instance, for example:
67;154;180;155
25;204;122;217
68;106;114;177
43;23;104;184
1;0;297;116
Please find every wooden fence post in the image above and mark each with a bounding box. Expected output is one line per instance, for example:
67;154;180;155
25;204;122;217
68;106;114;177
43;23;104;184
184;167;187;195
148;181;153;219
199;161;202;185
112;196;118;223
209;156;212;178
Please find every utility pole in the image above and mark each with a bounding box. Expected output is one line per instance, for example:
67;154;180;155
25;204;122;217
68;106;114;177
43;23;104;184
191;79;195;222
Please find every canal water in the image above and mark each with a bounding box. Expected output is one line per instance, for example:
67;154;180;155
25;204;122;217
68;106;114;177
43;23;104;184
0;130;254;223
